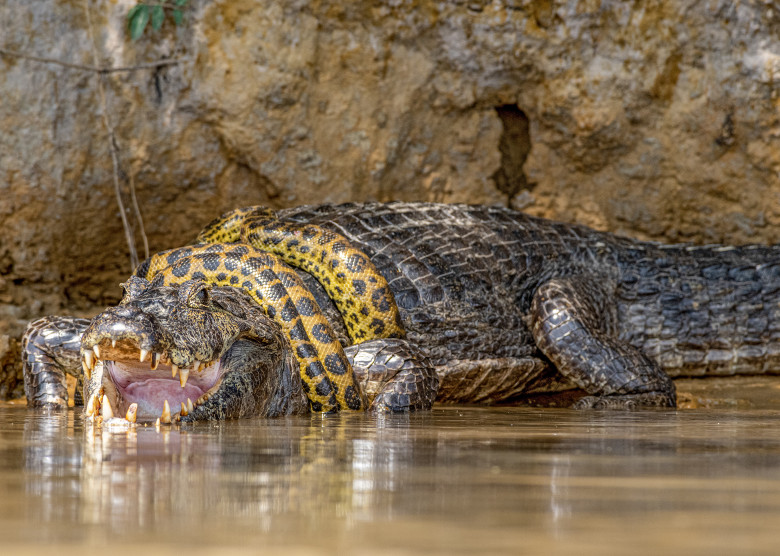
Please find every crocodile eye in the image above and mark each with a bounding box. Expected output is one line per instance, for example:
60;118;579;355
119;276;150;304
191;287;209;305
178;279;213;307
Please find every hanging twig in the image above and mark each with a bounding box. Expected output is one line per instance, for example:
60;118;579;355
0;47;190;74
0;5;192;270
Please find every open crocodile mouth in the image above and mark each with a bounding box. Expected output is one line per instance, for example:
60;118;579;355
82;339;225;424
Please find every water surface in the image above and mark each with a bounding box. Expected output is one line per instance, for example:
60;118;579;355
2;377;780;554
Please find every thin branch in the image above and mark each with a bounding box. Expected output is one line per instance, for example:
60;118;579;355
0;47;190;74
137;2;188;8
1;4;185;270
105;57;192;73
129;173;150;260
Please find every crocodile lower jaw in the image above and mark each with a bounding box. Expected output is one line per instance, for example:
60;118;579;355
82;339;225;423
107;360;222;421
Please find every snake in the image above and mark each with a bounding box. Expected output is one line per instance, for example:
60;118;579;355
135;242;365;412
195;206;405;342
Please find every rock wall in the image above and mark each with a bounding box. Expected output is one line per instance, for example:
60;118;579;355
1;1;780;349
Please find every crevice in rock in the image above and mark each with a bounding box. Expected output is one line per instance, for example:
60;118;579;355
491;105;534;207
715;112;735;148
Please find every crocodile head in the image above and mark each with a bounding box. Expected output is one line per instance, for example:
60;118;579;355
81;276;308;423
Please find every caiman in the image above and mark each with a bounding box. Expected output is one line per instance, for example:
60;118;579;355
21;202;780;423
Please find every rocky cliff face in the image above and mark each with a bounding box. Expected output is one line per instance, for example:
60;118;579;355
2;1;780;394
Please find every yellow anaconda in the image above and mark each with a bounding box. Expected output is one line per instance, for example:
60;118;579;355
196;206;405;342
136;243;365;412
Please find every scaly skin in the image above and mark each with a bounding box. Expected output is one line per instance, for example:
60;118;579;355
266;202;780;407
22;316;89;407
24;201;780;419
197;206;405;342
81;277;310;422
29;275;436;423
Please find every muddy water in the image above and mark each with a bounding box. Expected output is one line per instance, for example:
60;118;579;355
2;386;780;555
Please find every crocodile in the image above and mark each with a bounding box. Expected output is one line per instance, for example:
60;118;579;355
22;202;780;421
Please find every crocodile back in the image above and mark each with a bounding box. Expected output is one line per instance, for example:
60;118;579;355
282;202;780;379
279;202;618;367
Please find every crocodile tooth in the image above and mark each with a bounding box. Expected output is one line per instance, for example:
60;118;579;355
82;359;91;381
180;402;188;417
150;352;160;371
180;367;189;388
171;364;179;379
125;403;138;423
85;393;97;416
161;400;171;424
192;360;201;373
84;350;94;370
101;395;114;419
111;339;116;348
155;418;161;427
139;349;149;363
93;345;101;359
187;398;194;413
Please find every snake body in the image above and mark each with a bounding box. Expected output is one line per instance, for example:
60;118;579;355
136;243;364;412
197;207;405;342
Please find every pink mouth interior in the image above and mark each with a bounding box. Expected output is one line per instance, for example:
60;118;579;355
107;360;222;421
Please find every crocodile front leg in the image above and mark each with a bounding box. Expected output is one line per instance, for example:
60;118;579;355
530;277;676;408
346;339;439;412
22;316;91;407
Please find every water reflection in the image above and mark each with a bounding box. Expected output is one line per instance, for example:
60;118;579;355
21;410;82;528
5;405;780;552
20;411;446;536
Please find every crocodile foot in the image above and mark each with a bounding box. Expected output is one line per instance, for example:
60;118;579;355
530;276;677;408
347;338;439;412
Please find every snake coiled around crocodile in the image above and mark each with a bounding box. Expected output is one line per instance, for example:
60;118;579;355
137;243;364;412
23;201;780;421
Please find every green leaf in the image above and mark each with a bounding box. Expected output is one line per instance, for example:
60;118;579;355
173;9;183;26
151;5;164;31
127;4;144;21
129;5;150;41
175;0;188;6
